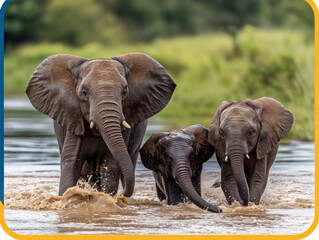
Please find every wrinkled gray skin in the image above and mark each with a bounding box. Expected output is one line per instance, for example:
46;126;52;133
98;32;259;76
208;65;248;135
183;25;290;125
209;97;293;206
140;124;221;213
25;53;176;197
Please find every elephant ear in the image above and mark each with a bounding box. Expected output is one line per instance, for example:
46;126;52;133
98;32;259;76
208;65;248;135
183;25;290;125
208;101;233;148
112;53;176;125
140;133;167;170
250;97;293;159
25;54;89;135
182;124;215;164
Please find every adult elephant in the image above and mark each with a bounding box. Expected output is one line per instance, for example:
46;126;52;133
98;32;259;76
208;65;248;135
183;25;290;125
26;53;176;197
208;97;293;206
140;124;221;213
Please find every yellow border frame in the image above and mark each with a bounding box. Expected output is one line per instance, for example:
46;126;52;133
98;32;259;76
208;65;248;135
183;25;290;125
1;0;318;239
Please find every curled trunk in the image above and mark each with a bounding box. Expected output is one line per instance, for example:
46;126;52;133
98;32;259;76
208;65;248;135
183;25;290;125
175;161;221;213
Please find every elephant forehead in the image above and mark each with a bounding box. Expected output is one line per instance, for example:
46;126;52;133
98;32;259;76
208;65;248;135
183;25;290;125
221;106;256;120
166;132;192;142
82;59;126;82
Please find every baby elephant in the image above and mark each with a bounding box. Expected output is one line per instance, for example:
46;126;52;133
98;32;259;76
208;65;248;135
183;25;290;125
209;97;293;206
140;124;221;213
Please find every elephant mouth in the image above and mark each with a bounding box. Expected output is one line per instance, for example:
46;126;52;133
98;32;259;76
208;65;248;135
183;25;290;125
83;120;101;136
91;128;102;137
90;128;101;137
87;121;129;137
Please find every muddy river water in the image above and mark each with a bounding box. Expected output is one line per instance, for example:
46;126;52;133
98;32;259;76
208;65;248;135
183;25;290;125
3;99;315;235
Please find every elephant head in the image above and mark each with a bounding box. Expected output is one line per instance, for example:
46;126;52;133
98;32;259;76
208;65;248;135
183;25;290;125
208;97;293;205
140;124;221;212
25;53;176;197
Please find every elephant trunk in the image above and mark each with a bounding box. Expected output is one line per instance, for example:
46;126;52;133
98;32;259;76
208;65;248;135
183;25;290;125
94;100;134;197
229;144;249;206
175;160;221;213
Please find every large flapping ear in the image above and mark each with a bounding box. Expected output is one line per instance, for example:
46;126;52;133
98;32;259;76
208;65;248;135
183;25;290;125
140;133;167;170
250;97;293;159
112;53;176;125
182;124;215;163
25;54;89;135
208;101;233;148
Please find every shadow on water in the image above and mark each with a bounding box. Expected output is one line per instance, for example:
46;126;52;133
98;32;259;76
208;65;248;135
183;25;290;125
3;98;315;235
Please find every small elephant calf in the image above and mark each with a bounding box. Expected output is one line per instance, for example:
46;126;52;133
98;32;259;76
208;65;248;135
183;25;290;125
209;97;293;206
140;124;221;213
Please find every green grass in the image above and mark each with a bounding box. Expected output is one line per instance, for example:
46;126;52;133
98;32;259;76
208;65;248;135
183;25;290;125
4;26;314;140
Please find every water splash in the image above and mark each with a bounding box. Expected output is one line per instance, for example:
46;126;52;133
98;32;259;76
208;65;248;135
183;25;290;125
4;171;315;235
5;181;126;211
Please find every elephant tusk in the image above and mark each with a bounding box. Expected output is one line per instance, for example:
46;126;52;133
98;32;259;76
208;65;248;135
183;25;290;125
122;120;131;129
90;121;94;129
246;154;250;159
224;155;228;162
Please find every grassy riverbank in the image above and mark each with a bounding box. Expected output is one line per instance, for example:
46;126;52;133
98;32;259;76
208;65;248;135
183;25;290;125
4;27;314;140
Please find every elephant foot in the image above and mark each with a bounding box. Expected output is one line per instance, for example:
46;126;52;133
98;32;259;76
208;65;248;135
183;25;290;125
156;184;166;202
249;197;260;205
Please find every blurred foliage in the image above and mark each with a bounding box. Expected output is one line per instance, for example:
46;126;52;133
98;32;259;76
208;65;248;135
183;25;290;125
42;0;127;46
4;0;46;46
4;27;314;140
4;0;314;47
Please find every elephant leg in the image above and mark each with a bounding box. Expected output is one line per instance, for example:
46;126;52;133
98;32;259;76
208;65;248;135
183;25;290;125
191;167;202;196
153;171;166;201
156;183;166;202
248;156;267;205
100;156;121;196
263;145;278;191
53;121;67;154
249;146;278;204
58;131;83;196
248;156;267;204
164;176;183;205
79;156;101;191
221;161;242;205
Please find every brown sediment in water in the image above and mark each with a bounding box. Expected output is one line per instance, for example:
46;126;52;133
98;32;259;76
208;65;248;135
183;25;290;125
5;181;124;211
219;202;267;214
3;171;315;235
4;172;314;213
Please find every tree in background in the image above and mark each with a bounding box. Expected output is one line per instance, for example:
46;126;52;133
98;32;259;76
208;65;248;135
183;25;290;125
104;0;201;41
4;0;46;46
4;0;314;47
42;0;127;46
4;0;127;47
197;0;263;30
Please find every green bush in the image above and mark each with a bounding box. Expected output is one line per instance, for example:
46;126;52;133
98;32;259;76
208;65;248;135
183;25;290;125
4;27;314;140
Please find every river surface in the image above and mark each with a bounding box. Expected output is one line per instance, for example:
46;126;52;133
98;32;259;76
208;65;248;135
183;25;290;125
3;98;315;235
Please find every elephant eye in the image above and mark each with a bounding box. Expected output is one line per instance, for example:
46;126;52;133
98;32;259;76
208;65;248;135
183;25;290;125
82;90;87;97
219;129;225;139
122;86;128;98
247;128;255;137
